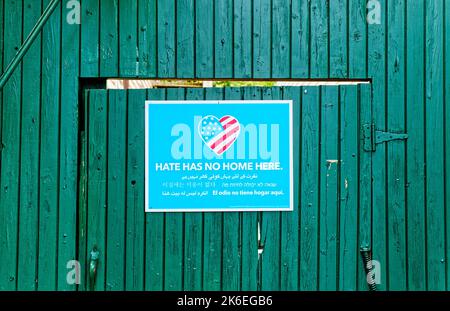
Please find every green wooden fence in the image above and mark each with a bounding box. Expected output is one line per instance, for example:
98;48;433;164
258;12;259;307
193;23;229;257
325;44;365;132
0;0;449;291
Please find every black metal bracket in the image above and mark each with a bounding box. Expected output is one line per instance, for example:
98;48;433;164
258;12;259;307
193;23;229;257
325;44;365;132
363;123;408;152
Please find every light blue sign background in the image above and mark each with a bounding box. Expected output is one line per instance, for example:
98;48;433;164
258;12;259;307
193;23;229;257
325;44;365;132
145;101;293;212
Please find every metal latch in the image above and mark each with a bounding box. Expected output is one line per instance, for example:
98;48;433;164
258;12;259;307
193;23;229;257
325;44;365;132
363;123;408;152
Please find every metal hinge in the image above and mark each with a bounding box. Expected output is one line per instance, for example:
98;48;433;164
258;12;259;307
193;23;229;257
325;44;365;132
363;123;408;152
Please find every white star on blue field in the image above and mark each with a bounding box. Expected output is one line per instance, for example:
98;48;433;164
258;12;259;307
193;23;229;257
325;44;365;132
200;117;222;143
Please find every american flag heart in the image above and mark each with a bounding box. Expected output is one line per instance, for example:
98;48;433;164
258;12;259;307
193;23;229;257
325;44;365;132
198;115;241;155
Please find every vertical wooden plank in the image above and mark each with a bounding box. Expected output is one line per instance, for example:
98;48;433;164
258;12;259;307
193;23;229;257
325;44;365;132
126;90;146;290
195;0;214;77
280;86;300;290
106;91;127;291
17;0;41;291
368;0;387;291
291;0;310;78
339;86;358;290
318;86;339;291
386;0;407;290
183;88;204;290
358;84;373;291
215;0;233;78
299;86;320;290
138;0;157;76
158;0;176;77
222;88;242;290
100;0;119;76
202;88;224;290
240;87;260;291
260;87;281;291
425;0;446;291
234;0;252;78
176;0;194;78
163;88;185;291
81;0;99;77
272;0;290;78
349;0;367;77
119;0;137;76
406;0;426;291
38;0;61;291
310;0;328;78
144;89;165;291
0;0;22;291
0;0;3;120
329;0;348;78
446;0;450;292
59;0;80;290
87;90;108;291
253;0;270;78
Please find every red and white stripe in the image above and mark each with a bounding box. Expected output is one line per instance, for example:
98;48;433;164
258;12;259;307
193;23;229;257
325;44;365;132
207;116;240;155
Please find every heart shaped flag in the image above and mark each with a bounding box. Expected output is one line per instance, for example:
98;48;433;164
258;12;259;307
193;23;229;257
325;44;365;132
198;115;241;155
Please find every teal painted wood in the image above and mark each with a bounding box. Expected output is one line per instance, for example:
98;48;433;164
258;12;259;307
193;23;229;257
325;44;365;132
106;91;127;290
77;131;87;291
1;0;450;292
272;0;290;78
0;0;2;143
58;0;79;290
138;0;157;77
329;0;348;78
310;0;328;78
240;87;260;291
177;0;195;78
17;0;41;291
119;0;137;76
291;0;309;78
203;88;224;290
425;0;446;291
280;86;300;290
253;0;270;78
81;0;99;77
126;89;146;290
260;88;282;291
195;0;214;77
183;88;204;290
318;86;339;290
350;0;368;292
86;90;108;291
158;0;176;77
445;0;450;292
358;84;373;291
349;0;367;77
339;86;358;290
222;88;243;290
0;0;3;241
405;0;426;291
0;0;23;291
234;0;252;78
100;0;119;77
215;0;233;78
299;86;320;290
38;0;61;291
368;0;387;291
387;0;407;290
144;89;165;291
163;88;185;291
